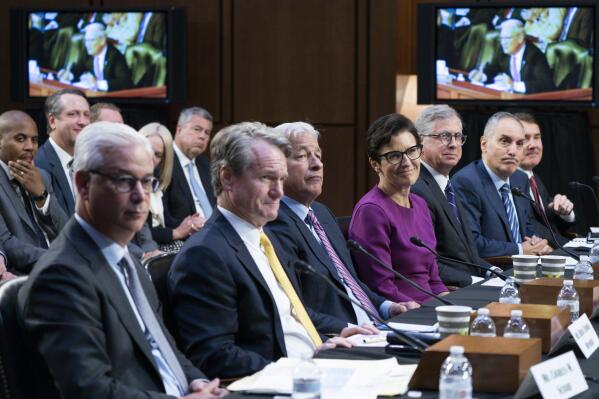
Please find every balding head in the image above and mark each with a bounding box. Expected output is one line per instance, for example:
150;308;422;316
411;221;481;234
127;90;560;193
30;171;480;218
0;111;36;135
499;19;525;55
0;110;39;163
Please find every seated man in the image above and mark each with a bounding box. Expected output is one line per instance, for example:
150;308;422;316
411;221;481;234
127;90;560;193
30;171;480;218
267;122;414;325
452;112;550;258
19;121;226;399
168;122;371;379
0;110;67;273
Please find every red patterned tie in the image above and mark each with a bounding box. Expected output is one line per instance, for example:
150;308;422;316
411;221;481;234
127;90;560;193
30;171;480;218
529;175;544;219
306;209;379;320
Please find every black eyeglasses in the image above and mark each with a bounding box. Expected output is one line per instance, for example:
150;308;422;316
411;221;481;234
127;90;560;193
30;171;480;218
89;170;159;193
377;144;423;165
422;131;467;146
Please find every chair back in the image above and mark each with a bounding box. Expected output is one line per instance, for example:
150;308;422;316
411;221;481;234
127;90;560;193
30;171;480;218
125;43;167;87
144;253;177;338
546;40;592;89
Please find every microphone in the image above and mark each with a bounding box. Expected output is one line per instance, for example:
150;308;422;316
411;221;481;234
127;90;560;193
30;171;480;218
408;236;517;286
293;260;428;352
346;240;456;306
511;187;580;261
569;181;599;223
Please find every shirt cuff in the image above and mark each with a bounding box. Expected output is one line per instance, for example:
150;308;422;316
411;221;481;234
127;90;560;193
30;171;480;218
560;210;575;223
97;79;108;91
379;300;393;320
513;81;526;93
34;193;51;215
517;243;523;255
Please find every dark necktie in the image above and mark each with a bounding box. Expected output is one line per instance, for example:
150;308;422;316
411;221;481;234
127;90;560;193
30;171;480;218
117;256;188;393
500;183;521;243
14;181;48;249
529;175;544;219
444;180;461;223
306;209;379;320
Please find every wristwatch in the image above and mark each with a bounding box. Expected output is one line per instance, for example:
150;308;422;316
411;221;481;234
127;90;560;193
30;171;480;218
32;189;48;202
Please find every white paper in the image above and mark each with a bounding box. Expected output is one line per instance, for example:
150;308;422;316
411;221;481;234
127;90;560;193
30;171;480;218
530;351;588;398
471;276;485;284
481;277;506;287
564;238;593;249
569;314;599;359
386;322;437;333
346;332;389;347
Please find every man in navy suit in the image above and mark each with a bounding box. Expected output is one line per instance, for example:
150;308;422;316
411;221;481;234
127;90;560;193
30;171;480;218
412;105;491;287
452;112;550;257
162;107;215;236
267;122;414;325
168;122;372;379
35;89;90;217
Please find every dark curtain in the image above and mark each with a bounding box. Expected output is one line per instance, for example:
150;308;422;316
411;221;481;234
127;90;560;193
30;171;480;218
451;109;597;235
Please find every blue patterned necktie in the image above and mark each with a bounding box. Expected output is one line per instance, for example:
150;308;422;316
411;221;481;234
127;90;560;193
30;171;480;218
500;183;521;243
444;180;461;223
186;162;213;218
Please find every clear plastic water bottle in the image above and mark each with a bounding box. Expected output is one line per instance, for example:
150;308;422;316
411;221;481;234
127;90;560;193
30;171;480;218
498;277;521;304
590;241;599;265
503;310;530;339
470;308;496;337
556;280;580;323
292;353;321;399
574;255;594;280
439;345;473;399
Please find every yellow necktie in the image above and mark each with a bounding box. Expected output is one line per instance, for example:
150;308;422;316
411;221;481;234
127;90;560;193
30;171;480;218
259;232;323;347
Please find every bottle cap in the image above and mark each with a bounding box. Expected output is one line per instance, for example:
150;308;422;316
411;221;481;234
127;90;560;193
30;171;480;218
564;280;573;286
477;308;489;315
511;310;523;317
407;391;423;398
581;255;590;262
449;345;464;355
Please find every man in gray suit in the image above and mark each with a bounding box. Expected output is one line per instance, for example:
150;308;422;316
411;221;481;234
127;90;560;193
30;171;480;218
0;110;67;273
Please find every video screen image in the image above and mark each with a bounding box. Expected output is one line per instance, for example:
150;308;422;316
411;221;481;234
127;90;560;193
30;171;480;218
435;7;594;101
27;11;167;98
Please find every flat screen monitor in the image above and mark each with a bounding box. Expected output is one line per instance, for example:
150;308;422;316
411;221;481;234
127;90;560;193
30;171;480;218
11;8;186;103
417;2;597;106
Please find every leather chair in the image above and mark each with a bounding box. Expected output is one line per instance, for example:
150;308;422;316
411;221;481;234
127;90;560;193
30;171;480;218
143;253;177;339
125;43;167;88
546;40;593;89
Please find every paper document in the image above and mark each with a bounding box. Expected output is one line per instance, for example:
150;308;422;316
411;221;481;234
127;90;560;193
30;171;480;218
481;277;506;287
346;332;389;347
471;276;485;284
228;357;415;398
564;238;593;249
386;322;437;333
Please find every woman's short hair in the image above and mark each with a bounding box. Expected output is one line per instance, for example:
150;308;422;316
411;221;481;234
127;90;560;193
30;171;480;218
139;122;174;191
367;113;419;161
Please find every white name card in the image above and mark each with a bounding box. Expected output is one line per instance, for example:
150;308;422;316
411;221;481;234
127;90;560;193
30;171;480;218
530;351;587;398
569;314;599;359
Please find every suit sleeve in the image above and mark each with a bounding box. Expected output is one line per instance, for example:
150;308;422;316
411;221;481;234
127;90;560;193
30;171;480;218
0;210;45;274
20;263;175;399
106;48;133;91
453;175;519;257
35;171;69;241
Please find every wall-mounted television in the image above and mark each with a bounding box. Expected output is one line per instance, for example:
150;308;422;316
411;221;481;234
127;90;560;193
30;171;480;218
10;8;186;103
417;1;597;107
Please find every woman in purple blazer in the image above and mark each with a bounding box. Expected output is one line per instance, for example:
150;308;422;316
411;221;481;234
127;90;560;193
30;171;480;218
349;114;449;305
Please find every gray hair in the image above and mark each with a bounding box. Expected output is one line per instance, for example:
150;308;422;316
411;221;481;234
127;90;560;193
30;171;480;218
415;105;462;136
273;122;320;140
44;89;88;132
210;122;291;196
483;112;523;137
73;122;152;173
177;106;213;126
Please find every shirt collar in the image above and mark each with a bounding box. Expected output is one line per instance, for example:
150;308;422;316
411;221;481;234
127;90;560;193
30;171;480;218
48;137;73;170
519;167;534;178
0;160;13;181
281;196;310;222
218;205;261;248
421;160;450;192
173;143;194;167
74;213;128;267
482;159;511;191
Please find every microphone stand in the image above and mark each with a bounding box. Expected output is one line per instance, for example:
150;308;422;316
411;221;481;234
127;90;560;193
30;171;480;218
293;260;428;353
346;240;456;306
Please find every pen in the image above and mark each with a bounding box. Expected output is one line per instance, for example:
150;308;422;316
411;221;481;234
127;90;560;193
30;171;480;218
362;336;387;344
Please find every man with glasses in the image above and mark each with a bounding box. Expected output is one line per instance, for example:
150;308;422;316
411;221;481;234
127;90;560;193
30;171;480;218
453;112;550;257
468;19;554;94
412;105;490;287
19;121;227;399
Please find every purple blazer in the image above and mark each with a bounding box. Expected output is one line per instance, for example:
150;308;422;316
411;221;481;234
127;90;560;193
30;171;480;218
349;186;448;304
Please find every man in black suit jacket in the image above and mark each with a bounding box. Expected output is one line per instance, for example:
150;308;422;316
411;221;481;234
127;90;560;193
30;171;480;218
168;122;371;379
412;105;489;287
163;107;216;234
267;122;413;324
513;112;575;247
19;122;226;399
469;19;555;94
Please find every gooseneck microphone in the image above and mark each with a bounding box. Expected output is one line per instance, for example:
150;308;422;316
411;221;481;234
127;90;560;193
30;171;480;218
346;240;456;306
293;260;428;352
569;181;599;223
408;236;517;286
511;187;580;261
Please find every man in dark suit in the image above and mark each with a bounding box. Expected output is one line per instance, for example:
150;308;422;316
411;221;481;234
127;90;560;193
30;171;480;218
453;112;550;258
168;122;372;379
0;111;67;274
559;7;593;49
267;122;414;324
163;107;216;235
19;121;226;399
469;19;555;94
513;112;575;247
59;22;133;92
412;105;490;287
36;89;90;217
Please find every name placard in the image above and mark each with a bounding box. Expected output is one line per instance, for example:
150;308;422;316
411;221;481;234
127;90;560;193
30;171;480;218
528;351;587;398
569;314;599;359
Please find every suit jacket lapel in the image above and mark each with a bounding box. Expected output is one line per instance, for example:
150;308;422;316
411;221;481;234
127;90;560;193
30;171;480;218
476;161;512;237
0;168;37;233
43;144;75;214
173;156;195;212
420;167;464;237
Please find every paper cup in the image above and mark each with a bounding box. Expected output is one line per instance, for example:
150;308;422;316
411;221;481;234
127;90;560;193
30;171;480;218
435;305;472;337
511;255;538;282
540;255;566;278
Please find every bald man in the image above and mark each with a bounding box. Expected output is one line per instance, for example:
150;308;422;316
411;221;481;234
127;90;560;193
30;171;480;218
0;111;67;273
469;19;555;94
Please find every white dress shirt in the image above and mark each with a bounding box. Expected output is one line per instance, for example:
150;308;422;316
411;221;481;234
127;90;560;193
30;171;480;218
173;144;208;218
